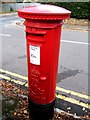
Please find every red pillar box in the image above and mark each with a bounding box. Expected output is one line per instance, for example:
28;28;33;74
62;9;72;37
18;4;71;120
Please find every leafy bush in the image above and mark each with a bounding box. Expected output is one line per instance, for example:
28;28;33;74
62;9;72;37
41;2;89;20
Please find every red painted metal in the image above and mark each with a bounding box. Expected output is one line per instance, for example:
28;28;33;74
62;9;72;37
18;4;71;104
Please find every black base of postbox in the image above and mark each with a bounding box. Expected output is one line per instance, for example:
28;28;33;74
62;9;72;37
28;97;55;120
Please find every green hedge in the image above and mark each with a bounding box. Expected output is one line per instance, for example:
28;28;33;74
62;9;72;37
41;2;89;20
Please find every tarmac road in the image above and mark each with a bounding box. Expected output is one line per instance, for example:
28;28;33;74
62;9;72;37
0;13;90;116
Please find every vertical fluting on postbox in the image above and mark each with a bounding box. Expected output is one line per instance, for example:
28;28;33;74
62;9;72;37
18;4;71;120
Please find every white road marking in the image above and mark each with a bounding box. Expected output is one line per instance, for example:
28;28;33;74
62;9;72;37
62;40;89;45
0;18;5;20
0;34;11;37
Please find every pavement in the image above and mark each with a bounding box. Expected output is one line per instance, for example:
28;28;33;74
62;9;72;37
0;12;90;118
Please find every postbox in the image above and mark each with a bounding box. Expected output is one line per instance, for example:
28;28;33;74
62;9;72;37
18;4;71;120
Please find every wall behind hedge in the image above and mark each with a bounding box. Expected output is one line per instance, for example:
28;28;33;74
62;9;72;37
42;2;89;20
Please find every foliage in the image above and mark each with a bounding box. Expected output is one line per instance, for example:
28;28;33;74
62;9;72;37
41;2;89;19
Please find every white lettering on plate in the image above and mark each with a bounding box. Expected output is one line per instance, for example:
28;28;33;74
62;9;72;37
30;45;40;65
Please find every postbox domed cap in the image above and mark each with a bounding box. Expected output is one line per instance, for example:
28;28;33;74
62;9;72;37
18;4;71;20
